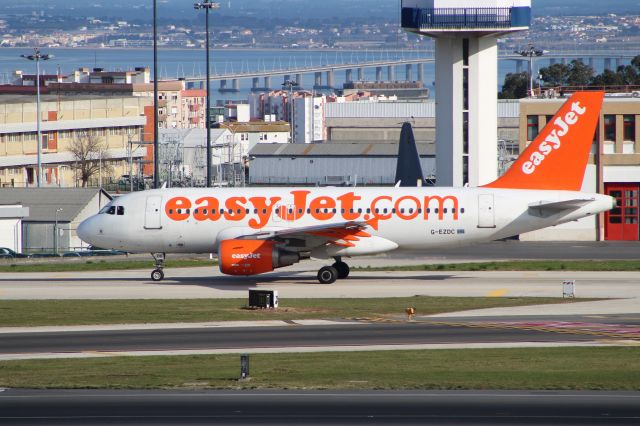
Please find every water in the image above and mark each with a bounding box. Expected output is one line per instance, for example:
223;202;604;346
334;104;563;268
0;47;629;102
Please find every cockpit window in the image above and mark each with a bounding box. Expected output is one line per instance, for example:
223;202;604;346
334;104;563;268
106;206;116;215
99;202;113;214
117;206;125;216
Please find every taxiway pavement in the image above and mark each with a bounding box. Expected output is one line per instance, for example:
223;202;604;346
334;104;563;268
1;389;639;425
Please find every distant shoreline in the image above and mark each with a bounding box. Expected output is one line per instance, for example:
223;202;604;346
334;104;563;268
1;46;434;54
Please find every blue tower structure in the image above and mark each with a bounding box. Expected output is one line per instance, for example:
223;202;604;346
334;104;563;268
402;1;531;186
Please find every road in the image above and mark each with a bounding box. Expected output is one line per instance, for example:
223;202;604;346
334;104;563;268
1;389;639;425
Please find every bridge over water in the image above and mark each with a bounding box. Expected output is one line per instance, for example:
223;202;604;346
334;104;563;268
174;49;638;93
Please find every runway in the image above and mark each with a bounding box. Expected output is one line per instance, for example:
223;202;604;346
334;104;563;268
2;315;639;361
1;389;639;425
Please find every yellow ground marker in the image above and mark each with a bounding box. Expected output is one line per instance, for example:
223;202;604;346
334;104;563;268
487;289;508;297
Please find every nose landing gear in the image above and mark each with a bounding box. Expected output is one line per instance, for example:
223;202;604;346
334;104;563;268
316;257;350;284
151;252;166;281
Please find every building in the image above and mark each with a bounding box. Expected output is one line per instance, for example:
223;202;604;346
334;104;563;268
0;203;29;253
324;99;520;154
0;95;150;188
518;94;640;241
159;128;231;186
249;141;435;186
9;67;207;129
0;188;111;253
402;0;531;186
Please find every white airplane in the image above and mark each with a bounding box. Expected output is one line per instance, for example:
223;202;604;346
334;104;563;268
78;92;614;284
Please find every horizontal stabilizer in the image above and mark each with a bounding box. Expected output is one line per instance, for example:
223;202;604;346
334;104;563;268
528;198;594;217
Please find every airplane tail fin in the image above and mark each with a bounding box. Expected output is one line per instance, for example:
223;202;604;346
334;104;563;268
395;122;425;187
483;91;604;191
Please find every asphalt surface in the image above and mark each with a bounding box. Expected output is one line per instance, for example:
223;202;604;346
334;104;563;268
1;389;639;425
1;318;637;357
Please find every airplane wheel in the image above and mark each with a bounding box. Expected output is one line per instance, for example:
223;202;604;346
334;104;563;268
151;269;164;281
317;266;338;284
332;261;350;279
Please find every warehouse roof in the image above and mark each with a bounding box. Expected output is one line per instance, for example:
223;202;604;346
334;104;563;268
0;188;111;222
249;141;435;157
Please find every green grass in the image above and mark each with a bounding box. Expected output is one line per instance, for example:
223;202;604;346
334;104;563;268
0;297;585;327
1;347;638;390
0;258;215;273
3;259;640;273
354;260;640;272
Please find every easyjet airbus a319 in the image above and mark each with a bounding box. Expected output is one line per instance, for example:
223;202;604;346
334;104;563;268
78;92;615;283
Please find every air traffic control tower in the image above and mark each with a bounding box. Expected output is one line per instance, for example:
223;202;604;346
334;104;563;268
401;1;531;186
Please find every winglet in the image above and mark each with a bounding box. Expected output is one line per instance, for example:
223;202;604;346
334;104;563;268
483;91;604;191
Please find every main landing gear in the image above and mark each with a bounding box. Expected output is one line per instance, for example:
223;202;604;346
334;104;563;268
150;252;166;281
317;257;350;284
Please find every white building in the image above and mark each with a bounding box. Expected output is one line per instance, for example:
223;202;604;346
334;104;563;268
293;96;328;144
0;204;29;253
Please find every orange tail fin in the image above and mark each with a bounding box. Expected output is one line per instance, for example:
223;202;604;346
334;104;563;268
483;91;604;191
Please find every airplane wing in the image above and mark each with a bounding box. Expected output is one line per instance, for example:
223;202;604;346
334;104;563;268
233;220;375;251
528;198;595;217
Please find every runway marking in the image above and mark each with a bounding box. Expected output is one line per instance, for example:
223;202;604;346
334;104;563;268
486;289;508;297
431;321;640;340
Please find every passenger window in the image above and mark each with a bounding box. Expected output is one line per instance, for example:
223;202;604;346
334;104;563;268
117;206;125;216
461;208;465;214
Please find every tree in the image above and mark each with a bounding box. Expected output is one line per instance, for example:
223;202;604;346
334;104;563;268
499;72;529;99
69;131;112;187
566;60;595;86
591;69;625;87
539;63;570;87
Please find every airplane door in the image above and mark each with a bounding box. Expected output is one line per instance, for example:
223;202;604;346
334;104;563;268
144;195;162;229
477;194;496;228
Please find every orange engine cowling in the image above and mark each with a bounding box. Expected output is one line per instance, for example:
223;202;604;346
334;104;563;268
219;239;300;276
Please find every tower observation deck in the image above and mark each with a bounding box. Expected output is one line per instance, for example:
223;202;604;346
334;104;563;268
402;0;531;186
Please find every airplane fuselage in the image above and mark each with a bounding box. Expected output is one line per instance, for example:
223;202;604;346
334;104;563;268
79;186;614;255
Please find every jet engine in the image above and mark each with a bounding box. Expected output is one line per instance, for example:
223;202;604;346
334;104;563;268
219;239;300;276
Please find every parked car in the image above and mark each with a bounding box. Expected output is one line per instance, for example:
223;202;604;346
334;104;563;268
0;247;29;259
29;252;61;258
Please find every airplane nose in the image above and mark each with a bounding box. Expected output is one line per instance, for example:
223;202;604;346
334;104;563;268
77;217;95;245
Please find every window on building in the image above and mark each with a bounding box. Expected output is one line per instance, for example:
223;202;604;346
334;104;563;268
623;115;635;142
527;116;539;141
8;133;22;142
604;115;616;141
41;133;48;150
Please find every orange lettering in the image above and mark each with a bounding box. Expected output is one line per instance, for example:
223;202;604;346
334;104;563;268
224;197;247;221
309;196;336;220
248;196;281;229
337;192;361;220
165;197;191;221
424;195;459;220
371;195;392;220
395;196;420;220
193;197;221;221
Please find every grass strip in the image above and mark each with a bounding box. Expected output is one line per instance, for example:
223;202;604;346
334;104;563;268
354;260;640;272
3;259;640;273
0;297;584;327
1;347;638;390
0;258;215;273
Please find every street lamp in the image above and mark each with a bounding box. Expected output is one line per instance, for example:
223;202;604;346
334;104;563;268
54;208;63;255
194;1;221;188
515;44;544;98
282;79;296;144
21;48;52;188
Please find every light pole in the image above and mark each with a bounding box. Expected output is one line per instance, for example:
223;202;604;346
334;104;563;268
21;48;52;188
194;1;220;188
282;79;296;144
153;0;160;189
54;208;63;254
515;44;544;98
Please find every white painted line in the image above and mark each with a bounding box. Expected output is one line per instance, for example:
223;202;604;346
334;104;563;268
0;320;359;335
0;341;629;361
